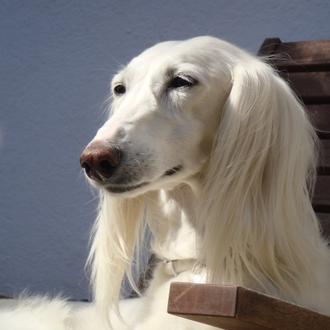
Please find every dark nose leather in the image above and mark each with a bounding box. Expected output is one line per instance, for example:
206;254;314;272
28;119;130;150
80;141;122;181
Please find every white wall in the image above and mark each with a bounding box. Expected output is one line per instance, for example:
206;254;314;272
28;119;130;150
0;0;329;300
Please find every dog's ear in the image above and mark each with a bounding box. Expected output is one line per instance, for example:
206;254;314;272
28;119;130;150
198;60;320;298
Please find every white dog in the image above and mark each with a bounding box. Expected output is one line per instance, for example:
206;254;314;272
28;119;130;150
1;36;329;330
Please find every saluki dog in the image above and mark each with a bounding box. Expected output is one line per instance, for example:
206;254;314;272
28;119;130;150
1;36;329;330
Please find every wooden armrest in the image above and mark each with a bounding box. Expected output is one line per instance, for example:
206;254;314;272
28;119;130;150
167;282;330;329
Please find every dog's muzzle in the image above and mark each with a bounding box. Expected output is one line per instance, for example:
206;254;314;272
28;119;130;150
80;141;122;183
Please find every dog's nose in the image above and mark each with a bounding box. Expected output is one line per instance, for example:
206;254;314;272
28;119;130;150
80;141;122;181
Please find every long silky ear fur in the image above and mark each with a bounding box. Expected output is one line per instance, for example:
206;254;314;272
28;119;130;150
198;58;329;302
87;192;145;324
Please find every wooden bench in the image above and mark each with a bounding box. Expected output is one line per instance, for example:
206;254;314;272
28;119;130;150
167;38;330;329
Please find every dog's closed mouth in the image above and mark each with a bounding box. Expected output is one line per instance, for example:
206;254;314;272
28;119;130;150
164;165;183;176
105;182;149;193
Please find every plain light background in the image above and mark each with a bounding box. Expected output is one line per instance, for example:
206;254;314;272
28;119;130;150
0;0;329;300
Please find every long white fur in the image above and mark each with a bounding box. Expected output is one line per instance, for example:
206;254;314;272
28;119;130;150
1;36;329;329
88;194;146;320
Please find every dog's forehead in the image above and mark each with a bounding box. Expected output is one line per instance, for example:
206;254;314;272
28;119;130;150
118;36;226;81
124;40;184;78
131;36;224;63
131;40;181;65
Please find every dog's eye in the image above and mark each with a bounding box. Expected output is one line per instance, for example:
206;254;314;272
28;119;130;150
168;76;198;89
113;84;126;95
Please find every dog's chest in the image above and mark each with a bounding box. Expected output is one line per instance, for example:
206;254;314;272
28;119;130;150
149;190;198;261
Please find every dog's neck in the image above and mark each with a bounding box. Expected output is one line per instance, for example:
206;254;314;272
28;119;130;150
148;184;200;262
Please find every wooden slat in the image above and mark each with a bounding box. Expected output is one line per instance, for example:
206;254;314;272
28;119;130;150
236;287;330;330
168;282;237;317
258;39;330;71
281;72;330;103
258;38;281;57
276;40;330;64
317;213;330;239
317;213;330;238
307;105;330;138
168;283;330;330
318;140;330;174
319;140;330;174
168;283;267;329
313;176;330;212
277;62;330;72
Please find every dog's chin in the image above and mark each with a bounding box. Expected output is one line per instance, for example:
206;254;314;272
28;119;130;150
104;181;150;197
101;165;186;198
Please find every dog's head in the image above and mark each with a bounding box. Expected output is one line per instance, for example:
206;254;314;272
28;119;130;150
80;37;239;197
84;37;319;319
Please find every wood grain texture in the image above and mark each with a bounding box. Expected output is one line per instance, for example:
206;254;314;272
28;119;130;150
317;213;330;239
168;283;268;329
281;71;330;103
307;105;330;138
258;39;330;71
275;40;330;63
168;283;330;330
318;140;330;174
237;287;330;330
168;282;237;317
313;176;330;212
257;38;281;57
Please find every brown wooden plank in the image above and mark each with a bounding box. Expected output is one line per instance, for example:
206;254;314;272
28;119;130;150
258;39;330;71
317;213;330;239
307;105;330;138
168;283;268;329
313;176;330;212
276;61;330;72
257;38;281;56
236;287;330;330
276;40;330;63
281;72;330;103
168;282;237;317
258;39;330;101
318;140;330;174
168;283;330;330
